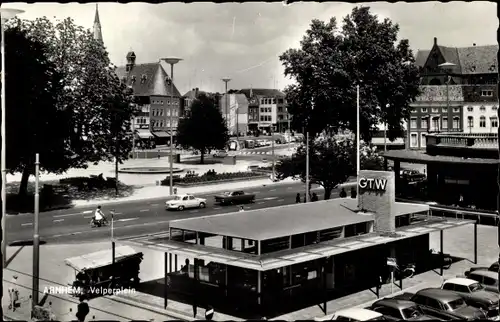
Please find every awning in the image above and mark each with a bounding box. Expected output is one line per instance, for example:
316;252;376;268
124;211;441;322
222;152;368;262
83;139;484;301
152;131;170;138
64;246;141;272
166;130;177;136
136;129;154;139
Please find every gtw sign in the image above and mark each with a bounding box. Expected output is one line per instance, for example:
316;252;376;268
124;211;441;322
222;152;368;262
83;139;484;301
358;177;388;191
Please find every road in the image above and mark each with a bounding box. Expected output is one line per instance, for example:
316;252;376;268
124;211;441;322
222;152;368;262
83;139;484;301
6;181;355;244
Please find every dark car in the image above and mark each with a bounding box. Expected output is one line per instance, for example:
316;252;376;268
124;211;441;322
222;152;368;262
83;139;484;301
214;191;256;205
465;270;499;294
465;261;499;276
441;278;499;317
370;299;440;321
395;288;487;320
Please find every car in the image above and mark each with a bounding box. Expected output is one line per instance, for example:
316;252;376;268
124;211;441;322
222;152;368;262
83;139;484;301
441;277;499;316
370;298;440;321
405;288;488;320
214;191;256;205
315;308;387;321
465;270;499;294
465;262;499;276
213;150;228;158
165;194;207;211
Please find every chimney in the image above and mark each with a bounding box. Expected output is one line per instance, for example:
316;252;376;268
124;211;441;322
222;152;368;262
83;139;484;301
433;37;437;46
473;43;476;46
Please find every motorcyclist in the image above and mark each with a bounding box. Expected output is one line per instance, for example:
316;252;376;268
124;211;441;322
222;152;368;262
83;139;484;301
92;206;106;226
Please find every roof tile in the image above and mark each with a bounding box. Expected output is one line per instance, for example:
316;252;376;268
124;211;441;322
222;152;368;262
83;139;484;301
115;63;181;97
238;88;285;98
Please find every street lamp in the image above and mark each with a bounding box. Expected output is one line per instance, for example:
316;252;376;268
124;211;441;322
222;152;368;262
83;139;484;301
1;7;25;268
161;57;182;196
222;77;231;132
438;62;456;132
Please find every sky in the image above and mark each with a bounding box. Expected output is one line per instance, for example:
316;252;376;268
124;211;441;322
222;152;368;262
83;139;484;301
4;2;498;95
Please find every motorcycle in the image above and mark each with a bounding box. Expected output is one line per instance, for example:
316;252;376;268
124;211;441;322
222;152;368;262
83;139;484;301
90;217;109;228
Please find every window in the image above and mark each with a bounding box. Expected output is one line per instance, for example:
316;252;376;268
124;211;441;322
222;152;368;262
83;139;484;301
491;117;498;128
453;117;460;129
442;107;448;113
410;118;417;129
160;109;164;116
467;106;473;112
167;109;171;116
421;107;428;113
432;117;440;131
480;106;486;113
421;117;428;129
160;100;164;105
481;90;493;97
454;285;470;293
467;116;473;129
431;107;439;113
410;133;418;148
411;108;416;113
442;283;455;291
442;117;448;129
480;116;486;127
453;107;460;113
421;133;426;147
493;106;498;112
482;277;496;286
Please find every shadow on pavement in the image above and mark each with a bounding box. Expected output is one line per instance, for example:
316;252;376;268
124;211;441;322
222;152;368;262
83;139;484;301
5;245;25;268
9;240;47;247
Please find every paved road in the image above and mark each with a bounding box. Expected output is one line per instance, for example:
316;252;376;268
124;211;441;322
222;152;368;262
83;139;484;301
6;181;356;244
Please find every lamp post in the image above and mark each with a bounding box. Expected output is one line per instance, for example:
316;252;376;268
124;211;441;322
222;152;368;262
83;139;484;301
356;85;360;198
438;62;456;132
1;7;25;268
222;77;231;132
161;57;182;196
32;153;40;310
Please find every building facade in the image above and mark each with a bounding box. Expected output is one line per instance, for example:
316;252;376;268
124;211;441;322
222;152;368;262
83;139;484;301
220;93;249;136
410;38;498;149
115;52;182;145
237;88;288;134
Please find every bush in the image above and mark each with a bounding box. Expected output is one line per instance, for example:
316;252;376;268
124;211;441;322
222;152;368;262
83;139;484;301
160;175;182;186
177;171;262;184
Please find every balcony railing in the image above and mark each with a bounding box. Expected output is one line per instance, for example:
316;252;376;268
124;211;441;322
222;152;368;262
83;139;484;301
426;132;498;149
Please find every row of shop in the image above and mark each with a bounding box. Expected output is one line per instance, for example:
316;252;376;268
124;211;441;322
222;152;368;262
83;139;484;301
134;129;177;148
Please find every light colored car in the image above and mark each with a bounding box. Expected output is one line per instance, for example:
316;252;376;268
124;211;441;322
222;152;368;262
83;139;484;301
315;308;386;321
212;150;228;158
165;194;207;211
441;277;499;316
465;270;499;294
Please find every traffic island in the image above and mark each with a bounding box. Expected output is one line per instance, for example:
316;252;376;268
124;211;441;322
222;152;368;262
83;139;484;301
164;171;269;187
119;167;184;174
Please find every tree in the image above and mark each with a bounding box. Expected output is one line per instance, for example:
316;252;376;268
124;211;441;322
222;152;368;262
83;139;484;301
279;6;420;141
177;94;229;164
2;25;69;196
276;136;354;200
5;17;137;195
275;136;385;199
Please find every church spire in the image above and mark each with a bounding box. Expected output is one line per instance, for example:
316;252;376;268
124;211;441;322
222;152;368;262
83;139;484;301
93;4;103;43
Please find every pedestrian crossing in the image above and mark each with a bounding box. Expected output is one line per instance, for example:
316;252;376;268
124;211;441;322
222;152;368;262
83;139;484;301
230;151;272;155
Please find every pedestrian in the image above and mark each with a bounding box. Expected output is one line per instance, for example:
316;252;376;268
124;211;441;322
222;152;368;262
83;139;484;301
295;193;301;203
8;275;19;311
304;193;307;203
311;192;318;202
239;206;245;212
350;187;357;199
76;296;90;322
339;188;347;198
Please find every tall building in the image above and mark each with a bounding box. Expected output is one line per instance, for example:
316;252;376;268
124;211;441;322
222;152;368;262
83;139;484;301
115;52;182;145
219;93;249;136
93;4;103;43
408;38;498;149
237;88;288;134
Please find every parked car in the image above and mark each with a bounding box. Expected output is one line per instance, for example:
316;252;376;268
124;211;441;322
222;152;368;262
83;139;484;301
165;194;207;211
465;262;499;276
214;191;256;205
441;277;499;316
464;270;499;294
213;150;228;158
393;288;487;320
315;308;387;321
370;298;440;321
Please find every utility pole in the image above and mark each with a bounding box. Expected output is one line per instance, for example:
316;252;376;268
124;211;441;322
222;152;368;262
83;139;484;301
111;209;115;288
305;131;310;203
356;85;360;199
32;153;40;310
271;124;275;181
131;116;136;159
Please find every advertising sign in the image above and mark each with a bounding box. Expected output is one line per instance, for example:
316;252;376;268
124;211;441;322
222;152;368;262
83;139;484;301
358;177;388;191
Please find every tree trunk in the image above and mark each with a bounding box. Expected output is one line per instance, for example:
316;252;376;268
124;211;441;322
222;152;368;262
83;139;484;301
18;166;32;197
200;151;205;164
324;187;333;200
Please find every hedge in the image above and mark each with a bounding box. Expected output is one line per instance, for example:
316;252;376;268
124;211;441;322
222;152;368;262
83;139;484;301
161;171;263;186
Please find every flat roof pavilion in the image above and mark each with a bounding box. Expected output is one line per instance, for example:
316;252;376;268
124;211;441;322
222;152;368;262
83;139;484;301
168;198;430;241
383;150;500;165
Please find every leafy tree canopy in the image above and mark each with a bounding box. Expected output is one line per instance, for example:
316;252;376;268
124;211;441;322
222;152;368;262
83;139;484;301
276;136;385;199
4;17;137;195
280;6;420;141
177;94;229;164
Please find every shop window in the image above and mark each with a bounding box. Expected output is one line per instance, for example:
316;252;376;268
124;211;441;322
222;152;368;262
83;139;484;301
291;234;305;248
410;133;418;148
261;236;289;254
319;227;343;242
344;223;368;238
